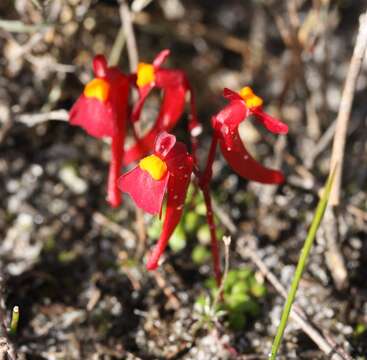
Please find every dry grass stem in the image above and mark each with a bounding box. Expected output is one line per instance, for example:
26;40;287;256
119;0;139;72
329;11;367;206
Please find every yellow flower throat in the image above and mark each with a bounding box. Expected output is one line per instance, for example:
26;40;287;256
139;154;167;180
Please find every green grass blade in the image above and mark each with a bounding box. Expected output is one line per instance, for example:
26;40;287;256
9;306;19;336
269;169;336;359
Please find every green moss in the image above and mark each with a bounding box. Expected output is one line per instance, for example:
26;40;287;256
195;267;267;330
192;245;211;264
58;250;78;263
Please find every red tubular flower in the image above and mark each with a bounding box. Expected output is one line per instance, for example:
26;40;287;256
212;86;288;184
119;132;193;270
69;55;129;207
123;49;201;165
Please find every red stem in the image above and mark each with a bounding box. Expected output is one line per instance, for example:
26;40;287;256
202;184;222;286
202;133;218;185
197;134;222;286
187;83;201;166
107;135;123;207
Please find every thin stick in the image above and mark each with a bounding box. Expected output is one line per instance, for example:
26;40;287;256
92;212;136;243
31;0;42;10
306;119;336;168
306;114;360;169
16;109;69;126
212;236;231;309
151;271;180;310
119;0;139;72
109;27;126;67
0;19;48;33
329;11;367;206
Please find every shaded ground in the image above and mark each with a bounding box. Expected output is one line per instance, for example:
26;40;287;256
0;0;367;359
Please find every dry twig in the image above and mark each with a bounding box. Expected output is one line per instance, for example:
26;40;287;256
322;10;367;290
92;212;136;244
119;0;139;72
151;271;180;310
15;109;68;127
329;11;367;206
322;206;348;291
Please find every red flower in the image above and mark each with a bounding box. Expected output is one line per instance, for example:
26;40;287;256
119;132;193;270
123;49;201;165
212;87;288;184
69;55;129;207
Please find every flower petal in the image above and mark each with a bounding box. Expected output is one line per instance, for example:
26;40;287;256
223;87;243;102
157;85;186;129
93;54;108;77
154;131;176;158
214;102;285;184
119;166;169;215
69;95;118;138
153;49;170;68
252;107;288;134
69;57;129;139
131;83;155;122
146;143;193;270
219;130;284;184
69;56;129;208
123;86;186;165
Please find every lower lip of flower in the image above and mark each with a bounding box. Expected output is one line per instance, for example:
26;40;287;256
139;154;168;180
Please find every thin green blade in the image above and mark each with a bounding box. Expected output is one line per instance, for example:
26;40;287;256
269;168;336;359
